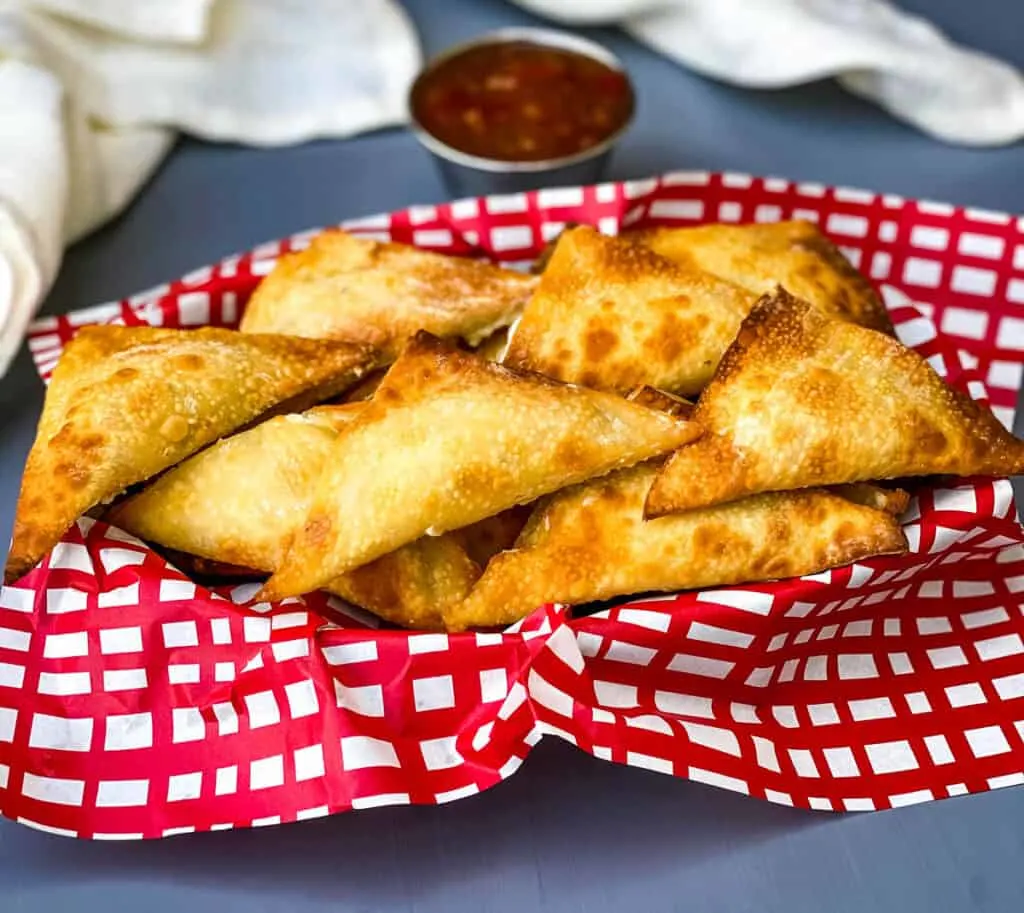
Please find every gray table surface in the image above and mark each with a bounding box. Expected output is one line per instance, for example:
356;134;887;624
2;1;1024;911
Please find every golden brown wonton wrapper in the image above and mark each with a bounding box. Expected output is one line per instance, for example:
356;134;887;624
505;225;755;395
239;230;536;358
260;332;702;600
628;220;894;335
108;406;475;629
5;326;377;584
109;406;357;572
445;461;907;631
646;289;1024;517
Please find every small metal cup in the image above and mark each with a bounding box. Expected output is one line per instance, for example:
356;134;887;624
408;28;636;199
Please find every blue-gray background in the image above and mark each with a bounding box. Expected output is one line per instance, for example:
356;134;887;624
2;1;1024;911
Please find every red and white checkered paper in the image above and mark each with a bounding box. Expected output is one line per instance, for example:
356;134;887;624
5;171;1024;840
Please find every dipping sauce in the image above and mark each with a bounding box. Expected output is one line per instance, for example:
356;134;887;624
410;40;634;163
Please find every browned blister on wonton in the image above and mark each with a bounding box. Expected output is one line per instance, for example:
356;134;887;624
504;225;756;396
239;230;536;358
646;289;1024;517
108;405;475;629
260;332;702;600
628;220;894;335
5;326;378;584
445;461;907;631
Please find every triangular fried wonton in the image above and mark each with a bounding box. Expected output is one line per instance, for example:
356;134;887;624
445;461;907;631
108;406;358;572
326;535;478;631
627;220;894;335
108;405;476;629
5;326;377;584
239;230;536;358
504;225;756;395
260;332;702;600
646;289;1024;517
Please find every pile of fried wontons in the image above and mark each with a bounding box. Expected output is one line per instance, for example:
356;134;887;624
7;221;1024;631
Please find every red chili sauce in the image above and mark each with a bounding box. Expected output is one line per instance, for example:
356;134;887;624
411;41;633;163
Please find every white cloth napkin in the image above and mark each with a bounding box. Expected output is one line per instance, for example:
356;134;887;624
514;0;1024;146
0;0;421;378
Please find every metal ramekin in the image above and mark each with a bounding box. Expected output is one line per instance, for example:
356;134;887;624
408;28;636;198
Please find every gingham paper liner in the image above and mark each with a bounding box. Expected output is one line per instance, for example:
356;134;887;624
2;171;1021;839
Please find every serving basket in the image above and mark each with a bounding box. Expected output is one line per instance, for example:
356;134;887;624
4;171;1024;839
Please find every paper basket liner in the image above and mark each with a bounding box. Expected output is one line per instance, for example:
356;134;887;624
2;171;1022;839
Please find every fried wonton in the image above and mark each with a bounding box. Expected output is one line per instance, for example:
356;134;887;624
153;544;472;631
260;332;702;600
445;461;907;631
108;405;475;629
108;406;356;571
628;220;894;335
646;289;1024;517
5;326;377;584
327;535;478;631
504;225;756;395
239;230;536;358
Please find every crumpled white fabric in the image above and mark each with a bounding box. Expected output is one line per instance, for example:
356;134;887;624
0;0;421;378
514;0;1024;147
